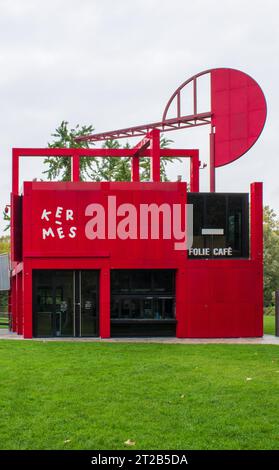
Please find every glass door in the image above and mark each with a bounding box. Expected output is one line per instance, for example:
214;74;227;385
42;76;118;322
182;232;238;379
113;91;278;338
33;270;74;337
55;271;74;337
79;270;99;337
33;271;54;337
33;269;100;337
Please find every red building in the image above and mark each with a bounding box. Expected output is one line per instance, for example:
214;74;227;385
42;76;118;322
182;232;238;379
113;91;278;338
10;68;266;339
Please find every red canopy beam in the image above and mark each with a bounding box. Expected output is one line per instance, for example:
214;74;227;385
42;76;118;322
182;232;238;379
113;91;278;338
12;147;199;195
75;112;212;143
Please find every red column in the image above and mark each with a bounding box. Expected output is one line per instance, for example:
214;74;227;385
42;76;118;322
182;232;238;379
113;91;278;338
149;129;161;182
176;184;188;338
11;275;17;332
8;289;12;331
176;268;187;338
99;267;110;338
251;182;263;261
17;272;23;335
71;152;80;182
131;156;140;182
209;130;215;192
23;261;33;339
250;182;263;336
12;149;19;195
16;273;19;333
190;153;199;192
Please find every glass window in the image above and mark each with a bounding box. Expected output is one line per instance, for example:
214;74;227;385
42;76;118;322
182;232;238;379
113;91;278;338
164;299;174;319
205;195;226;229
130;299;141;318
153;270;174;293
111;270;130;293
121;299;130;318
153;298;162;319
111;298;120;319
188;193;249;258
142;299;153;318
228;196;244;255
37;287;53;306
131;271;151;293
110;270;175;321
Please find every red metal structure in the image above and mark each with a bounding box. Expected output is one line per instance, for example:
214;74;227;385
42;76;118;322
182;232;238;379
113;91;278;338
77;68;267;192
10;68;266;339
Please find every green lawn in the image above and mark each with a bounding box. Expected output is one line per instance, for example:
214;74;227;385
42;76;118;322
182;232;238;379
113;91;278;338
264;315;275;335
0;340;279;450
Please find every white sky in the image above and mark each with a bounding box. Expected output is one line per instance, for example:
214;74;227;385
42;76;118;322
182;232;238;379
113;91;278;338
0;0;278;234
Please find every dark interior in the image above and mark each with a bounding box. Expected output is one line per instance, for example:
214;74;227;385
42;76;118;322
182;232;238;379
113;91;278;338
110;269;176;337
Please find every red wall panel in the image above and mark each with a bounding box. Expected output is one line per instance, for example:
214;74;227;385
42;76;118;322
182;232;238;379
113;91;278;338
22;181;187;265
186;262;262;337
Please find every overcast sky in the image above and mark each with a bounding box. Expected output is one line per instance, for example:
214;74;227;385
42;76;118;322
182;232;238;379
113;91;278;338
0;0;278;234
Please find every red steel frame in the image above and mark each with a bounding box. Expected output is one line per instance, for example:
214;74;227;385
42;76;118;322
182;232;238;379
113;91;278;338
76;68;267;194
12;137;200;195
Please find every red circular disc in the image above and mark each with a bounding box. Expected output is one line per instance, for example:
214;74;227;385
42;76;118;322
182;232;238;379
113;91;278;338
163;68;267;168
211;68;267;167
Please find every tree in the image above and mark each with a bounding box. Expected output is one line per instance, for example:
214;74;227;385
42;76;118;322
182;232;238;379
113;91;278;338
43;121;178;182
44;121;96;181
88;139;131;182
263;206;279;307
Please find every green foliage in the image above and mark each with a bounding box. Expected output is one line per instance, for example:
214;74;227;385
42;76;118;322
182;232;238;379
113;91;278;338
0;235;10;254
264;306;275;316
2;210;10;233
44;121;96;181
88;140;131;182
263;206;279;307
0;298;8;316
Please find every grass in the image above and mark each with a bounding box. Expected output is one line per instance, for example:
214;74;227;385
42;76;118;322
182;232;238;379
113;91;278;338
264;315;275;335
0;340;279;450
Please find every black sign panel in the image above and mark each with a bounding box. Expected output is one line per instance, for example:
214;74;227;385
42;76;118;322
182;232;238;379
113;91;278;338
188;193;249;259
